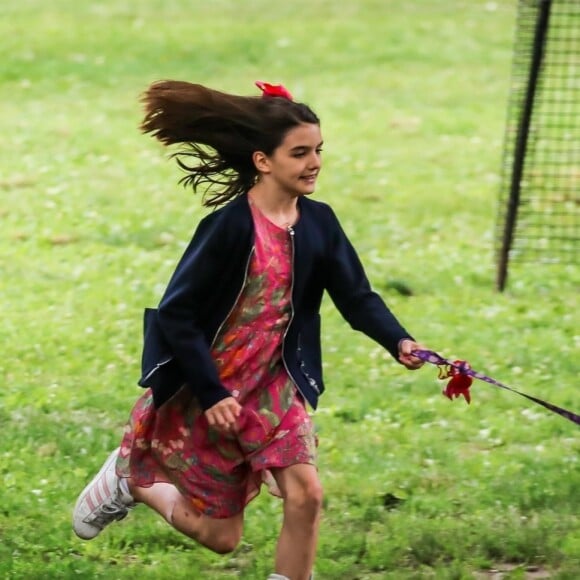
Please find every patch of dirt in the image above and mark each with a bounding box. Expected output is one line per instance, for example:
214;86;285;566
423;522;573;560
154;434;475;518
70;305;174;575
475;563;553;578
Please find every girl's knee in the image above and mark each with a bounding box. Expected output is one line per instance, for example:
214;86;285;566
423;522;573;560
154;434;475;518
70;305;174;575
287;479;324;516
308;481;324;514
206;527;242;554
173;518;242;553
200;514;244;554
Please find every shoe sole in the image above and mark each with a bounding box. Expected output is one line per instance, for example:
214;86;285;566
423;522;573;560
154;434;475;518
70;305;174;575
72;448;120;540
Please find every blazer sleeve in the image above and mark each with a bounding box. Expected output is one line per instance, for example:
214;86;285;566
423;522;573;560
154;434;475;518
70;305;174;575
156;214;232;410
323;207;414;360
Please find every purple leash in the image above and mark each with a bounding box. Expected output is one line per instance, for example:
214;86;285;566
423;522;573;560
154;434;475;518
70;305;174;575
412;349;580;427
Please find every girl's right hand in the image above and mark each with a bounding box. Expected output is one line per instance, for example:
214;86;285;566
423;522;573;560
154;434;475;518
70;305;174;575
205;396;242;433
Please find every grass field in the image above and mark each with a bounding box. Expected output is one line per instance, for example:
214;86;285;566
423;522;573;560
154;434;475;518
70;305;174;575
1;0;579;578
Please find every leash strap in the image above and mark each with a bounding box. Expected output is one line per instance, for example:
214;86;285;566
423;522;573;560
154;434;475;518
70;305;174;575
412;349;580;427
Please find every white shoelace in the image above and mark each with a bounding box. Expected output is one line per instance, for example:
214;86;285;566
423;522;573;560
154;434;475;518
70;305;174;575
88;497;130;529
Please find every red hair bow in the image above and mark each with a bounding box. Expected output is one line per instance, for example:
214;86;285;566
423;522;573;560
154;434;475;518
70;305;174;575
439;360;473;404
255;81;293;100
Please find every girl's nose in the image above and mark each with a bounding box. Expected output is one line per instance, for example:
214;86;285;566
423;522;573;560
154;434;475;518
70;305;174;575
308;152;321;169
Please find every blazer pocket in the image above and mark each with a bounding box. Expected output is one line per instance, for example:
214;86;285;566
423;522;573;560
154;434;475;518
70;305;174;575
138;308;176;387
297;314;323;393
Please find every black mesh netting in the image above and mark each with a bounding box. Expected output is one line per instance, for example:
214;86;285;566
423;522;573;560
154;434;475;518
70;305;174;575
496;0;579;266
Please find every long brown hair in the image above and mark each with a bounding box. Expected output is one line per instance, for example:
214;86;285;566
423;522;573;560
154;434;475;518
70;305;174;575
140;81;320;208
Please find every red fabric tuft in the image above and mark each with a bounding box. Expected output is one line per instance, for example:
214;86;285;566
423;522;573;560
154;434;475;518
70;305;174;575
440;360;473;404
255;81;293;100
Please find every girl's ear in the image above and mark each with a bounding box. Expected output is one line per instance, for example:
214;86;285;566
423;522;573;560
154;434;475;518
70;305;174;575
252;151;271;173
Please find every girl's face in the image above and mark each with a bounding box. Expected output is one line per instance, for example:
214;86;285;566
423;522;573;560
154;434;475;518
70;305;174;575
259;123;323;197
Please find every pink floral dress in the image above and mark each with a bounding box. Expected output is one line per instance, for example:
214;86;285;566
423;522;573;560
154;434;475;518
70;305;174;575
117;202;316;518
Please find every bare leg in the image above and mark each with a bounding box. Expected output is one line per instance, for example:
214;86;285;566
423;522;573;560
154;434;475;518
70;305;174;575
128;480;243;554
270;464;322;580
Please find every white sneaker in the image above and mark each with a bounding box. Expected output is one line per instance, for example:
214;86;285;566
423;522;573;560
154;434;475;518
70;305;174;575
72;448;134;540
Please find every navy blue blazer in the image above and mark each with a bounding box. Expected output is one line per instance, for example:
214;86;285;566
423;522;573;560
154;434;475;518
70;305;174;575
139;194;413;410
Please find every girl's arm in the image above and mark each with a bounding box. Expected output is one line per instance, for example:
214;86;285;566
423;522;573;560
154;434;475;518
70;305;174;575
156;215;233;410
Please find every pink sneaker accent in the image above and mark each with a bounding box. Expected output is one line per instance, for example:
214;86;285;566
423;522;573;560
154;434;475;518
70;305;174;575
72;448;134;540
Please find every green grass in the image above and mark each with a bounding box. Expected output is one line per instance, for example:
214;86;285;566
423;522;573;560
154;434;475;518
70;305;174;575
1;0;579;578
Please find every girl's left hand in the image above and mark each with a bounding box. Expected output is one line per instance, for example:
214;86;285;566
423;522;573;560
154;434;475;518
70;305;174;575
398;339;426;370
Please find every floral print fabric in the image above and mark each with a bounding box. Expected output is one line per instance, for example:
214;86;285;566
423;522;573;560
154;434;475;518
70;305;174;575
117;203;316;518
